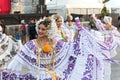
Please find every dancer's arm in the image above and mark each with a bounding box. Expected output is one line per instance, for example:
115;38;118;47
0;68;5;72
73;17;83;39
73;30;79;39
91;14;105;31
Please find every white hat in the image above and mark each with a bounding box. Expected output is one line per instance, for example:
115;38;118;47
103;16;112;24
21;20;25;24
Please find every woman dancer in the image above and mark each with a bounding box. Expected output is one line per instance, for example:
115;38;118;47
64;14;77;41
0;15;115;80
90;14;120;80
52;13;70;42
91;14;120;57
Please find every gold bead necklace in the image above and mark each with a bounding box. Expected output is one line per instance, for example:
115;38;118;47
36;37;57;79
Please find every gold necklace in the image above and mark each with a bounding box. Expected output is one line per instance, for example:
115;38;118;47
36;37;57;79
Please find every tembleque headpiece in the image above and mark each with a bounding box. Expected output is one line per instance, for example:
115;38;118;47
35;16;58;39
35;17;51;33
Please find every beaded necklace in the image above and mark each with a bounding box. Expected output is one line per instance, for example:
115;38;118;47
36;37;57;80
58;29;66;39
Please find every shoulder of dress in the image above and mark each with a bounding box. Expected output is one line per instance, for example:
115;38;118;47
25;40;36;46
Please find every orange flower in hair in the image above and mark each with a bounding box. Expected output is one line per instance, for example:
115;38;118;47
42;44;51;53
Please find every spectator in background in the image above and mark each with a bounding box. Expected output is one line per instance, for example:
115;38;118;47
117;16;120;31
28;18;37;40
79;15;85;22
20;20;27;44
14;28;20;40
88;14;97;30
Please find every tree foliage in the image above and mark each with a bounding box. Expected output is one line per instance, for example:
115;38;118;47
101;6;109;17
103;0;110;3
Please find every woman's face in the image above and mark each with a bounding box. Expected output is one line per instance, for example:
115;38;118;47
67;16;71;22
38;24;47;38
56;18;62;28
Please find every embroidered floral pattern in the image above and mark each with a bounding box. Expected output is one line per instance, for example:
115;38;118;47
73;35;81;56
63;56;76;79
56;40;64;52
19;50;37;65
1;71;62;80
26;40;37;54
2;71;36;80
82;54;94;80
19;49;64;69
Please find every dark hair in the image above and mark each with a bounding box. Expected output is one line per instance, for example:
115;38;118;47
118;16;120;20
38;18;51;28
89;14;92;17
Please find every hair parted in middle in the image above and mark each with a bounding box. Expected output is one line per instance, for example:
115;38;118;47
66;13;73;21
36;17;51;33
39;17;51;29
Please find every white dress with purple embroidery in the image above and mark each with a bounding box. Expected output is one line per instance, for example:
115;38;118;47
0;34;22;69
90;20;120;80
0;27;113;80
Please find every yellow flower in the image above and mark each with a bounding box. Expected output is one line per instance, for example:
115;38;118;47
42;44;51;53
